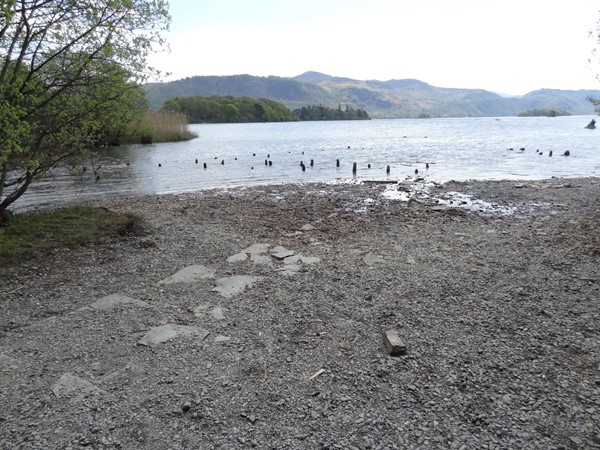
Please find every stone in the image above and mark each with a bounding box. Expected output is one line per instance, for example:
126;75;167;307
363;253;384;265
181;401;192;412
249;254;272;264
214;335;231;343
383;330;407;356
158;265;215;284
272;250;295;260
212;275;260;298
210;307;225;320
283;254;321;265
301;224;316;231
90;294;150;311
193;304;210;317
138;324;209;346
227;252;248;263
275;264;302;276
52;373;105;399
241;243;270;255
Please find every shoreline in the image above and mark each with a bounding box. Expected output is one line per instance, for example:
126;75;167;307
1;177;599;449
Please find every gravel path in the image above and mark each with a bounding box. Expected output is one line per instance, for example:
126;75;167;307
1;177;599;450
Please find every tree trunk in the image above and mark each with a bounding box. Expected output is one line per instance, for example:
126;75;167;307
0;169;33;220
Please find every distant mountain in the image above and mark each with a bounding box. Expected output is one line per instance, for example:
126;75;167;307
144;71;600;118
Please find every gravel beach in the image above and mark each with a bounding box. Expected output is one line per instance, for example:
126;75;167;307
1;177;599;450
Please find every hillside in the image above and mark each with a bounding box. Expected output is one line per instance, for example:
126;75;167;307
144;71;600;118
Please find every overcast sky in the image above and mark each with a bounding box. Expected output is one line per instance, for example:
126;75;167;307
148;0;600;95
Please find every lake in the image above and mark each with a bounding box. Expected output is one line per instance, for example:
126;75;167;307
13;115;600;210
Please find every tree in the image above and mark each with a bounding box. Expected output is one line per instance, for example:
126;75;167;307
0;0;170;221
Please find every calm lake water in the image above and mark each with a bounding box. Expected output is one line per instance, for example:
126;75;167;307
14;115;600;210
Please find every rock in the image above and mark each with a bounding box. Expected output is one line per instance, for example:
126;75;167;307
283;254;321;265
301;224;316;231
382;330;407;356
249;254;272;264
52;373;105;399
181;401;192;412
241;243;270;255
214;335;231;343
272;250;295;260
363;253;385;265
210;307;225;320
193;304;210;317
158;265;215;284
212;275;261;298
138;324;209;346
90;294;150;311
275;264;302;276
226;252;248;263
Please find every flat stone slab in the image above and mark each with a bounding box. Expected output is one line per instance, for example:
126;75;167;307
210;307;225;320
212;275;260;298
272;250;295;260
214;335;231;343
90;294;150;311
227;252;248;263
301;224;316;231
138;324;209;346
243;243;270;254
283;254;321;265
275;264;302;276
52;373;105;399
227;243;272;263
250;254;272;264
363;253;385;265
158;265;215;284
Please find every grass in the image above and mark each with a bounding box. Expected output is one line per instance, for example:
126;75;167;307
124;110;198;144
0;206;140;266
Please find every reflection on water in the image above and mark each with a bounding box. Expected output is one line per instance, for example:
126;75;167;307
13;116;600;210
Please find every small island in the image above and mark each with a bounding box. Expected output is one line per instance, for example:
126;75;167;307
517;108;570;117
160;95;370;123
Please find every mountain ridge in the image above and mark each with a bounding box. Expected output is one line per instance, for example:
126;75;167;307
144;71;600;118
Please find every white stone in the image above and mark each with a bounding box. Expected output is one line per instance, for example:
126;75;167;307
90;294;150;311
52;373;105;399
138;324;209;346
212;275;260;298
158;265;215;284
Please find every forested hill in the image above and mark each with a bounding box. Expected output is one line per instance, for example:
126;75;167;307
144;72;600;119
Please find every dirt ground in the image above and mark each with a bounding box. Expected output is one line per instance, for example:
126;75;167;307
1;177;599;450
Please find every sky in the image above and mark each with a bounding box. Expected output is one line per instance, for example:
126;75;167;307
148;0;600;96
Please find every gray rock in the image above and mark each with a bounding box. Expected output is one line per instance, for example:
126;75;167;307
382;330;407;356
158;265;215;284
52;373;105;399
212;275;260;298
272;250;295;260
90;294;150;311
210;307;225;320
138;324;209;346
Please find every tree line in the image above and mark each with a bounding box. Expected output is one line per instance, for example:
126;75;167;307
161;96;298;123
518;109;571;117
292;104;370;121
161;96;371;123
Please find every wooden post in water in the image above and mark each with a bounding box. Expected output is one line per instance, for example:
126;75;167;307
386;165;390;174
352;162;357;174
336;159;340;167
310;159;314;167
